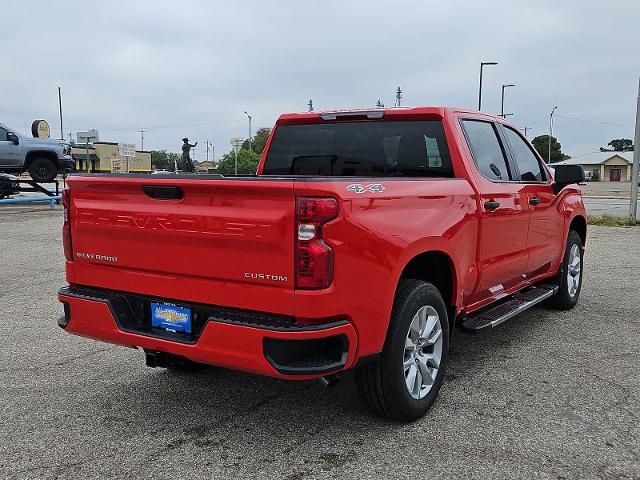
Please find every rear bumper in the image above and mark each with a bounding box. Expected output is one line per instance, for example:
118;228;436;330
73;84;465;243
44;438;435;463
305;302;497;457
57;286;357;379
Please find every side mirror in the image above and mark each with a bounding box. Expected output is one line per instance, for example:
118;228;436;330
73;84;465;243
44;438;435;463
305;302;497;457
6;132;19;145
553;165;585;194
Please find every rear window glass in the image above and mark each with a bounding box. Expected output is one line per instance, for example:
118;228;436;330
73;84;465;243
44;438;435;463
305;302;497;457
262;121;453;177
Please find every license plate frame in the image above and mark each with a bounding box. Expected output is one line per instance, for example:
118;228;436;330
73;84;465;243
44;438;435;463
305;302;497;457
150;302;192;334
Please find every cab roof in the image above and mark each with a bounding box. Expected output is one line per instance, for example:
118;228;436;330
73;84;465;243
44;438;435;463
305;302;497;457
277;106;505;124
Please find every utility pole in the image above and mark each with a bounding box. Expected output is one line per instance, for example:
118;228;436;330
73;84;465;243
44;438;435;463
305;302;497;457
138;129;146;151
478;62;498;111
521;126;530;137
548;106;558;164
629;78;640;224
500;84;516;118
58;86;64;140
244;111;252;152
395;87;402;107
308;99;314;112
206;140;209;162
376;99;384;107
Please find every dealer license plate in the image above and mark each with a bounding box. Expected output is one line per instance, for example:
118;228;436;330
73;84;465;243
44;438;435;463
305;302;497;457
151;302;192;333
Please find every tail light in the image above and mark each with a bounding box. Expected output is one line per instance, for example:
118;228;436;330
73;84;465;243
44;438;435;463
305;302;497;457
62;189;73;261
295;197;338;289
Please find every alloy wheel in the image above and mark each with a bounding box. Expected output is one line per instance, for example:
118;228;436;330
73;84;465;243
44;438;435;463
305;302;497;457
403;305;443;400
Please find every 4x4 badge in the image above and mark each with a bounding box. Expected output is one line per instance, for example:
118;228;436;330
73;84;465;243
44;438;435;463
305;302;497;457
346;183;385;194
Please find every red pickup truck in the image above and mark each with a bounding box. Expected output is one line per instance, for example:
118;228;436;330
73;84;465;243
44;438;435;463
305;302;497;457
57;107;586;421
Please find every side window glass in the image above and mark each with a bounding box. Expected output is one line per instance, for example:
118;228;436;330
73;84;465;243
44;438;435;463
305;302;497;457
0;128;7;142
462;120;511;181
503;127;546;182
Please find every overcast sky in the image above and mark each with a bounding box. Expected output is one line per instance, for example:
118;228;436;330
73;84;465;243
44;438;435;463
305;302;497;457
1;0;638;160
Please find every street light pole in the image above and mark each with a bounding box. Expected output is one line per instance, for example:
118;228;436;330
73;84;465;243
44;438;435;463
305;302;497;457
629;78;640;224
500;84;516;117
58;86;64;140
478;61;498;111
244;111;252;152
548;106;558;164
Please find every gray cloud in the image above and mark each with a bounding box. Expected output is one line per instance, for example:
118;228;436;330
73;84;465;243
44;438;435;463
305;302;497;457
1;0;638;159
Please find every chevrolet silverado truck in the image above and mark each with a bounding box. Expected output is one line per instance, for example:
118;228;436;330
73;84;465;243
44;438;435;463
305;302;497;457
57;107;586;421
0;123;73;182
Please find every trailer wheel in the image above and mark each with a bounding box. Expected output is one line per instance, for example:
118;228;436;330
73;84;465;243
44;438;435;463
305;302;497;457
28;158;58;182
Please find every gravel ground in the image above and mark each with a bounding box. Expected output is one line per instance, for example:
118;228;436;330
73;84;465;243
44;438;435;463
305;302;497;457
0;210;638;480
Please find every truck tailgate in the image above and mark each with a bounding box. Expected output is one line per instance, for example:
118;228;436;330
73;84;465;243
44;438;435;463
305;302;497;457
66;175;295;315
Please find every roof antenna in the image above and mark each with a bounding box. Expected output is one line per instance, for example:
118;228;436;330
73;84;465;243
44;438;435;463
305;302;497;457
395;87;402;107
308;99;314;112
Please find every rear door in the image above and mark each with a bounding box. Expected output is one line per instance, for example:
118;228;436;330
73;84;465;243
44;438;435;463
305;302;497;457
68;176;296;316
460;119;529;307
499;125;564;278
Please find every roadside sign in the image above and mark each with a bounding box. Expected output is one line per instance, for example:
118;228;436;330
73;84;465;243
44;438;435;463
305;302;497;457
77;130;99;144
111;159;123;173
31;120;50;139
118;143;136;158
230;137;244;154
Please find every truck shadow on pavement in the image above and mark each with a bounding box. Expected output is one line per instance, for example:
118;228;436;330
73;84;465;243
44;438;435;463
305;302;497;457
88;306;561;460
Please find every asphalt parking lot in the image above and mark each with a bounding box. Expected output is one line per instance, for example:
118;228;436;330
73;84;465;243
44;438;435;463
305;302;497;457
1;209;639;479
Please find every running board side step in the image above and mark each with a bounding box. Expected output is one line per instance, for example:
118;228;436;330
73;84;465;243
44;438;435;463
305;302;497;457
461;284;558;332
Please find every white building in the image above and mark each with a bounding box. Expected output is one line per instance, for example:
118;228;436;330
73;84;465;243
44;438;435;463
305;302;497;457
553;152;634;182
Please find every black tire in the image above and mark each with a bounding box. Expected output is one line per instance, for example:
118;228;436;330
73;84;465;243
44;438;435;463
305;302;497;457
28;158;58;182
546;230;583;310
354;280;449;421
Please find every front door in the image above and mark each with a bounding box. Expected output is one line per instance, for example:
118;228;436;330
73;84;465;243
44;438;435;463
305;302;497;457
0;127;22;168
459;119;530;308
499;125;564;278
610;168;621;182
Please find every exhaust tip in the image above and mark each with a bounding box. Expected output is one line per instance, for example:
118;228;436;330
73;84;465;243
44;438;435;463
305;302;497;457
319;374;341;387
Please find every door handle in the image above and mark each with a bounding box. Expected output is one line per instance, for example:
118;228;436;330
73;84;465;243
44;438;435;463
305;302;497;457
529;197;541;206
484;200;500;210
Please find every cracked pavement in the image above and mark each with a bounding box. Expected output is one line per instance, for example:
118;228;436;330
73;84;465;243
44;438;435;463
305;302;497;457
0;209;639;479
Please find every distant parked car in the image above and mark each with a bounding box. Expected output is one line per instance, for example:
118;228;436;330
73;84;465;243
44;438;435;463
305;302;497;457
0;173;20;199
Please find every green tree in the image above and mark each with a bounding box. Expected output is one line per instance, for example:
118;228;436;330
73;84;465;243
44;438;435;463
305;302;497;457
606;138;634;152
150;150;180;171
216;149;260;175
531;135;569;163
242;127;271;155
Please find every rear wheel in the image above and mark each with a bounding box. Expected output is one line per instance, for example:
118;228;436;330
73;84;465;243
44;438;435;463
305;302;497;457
354;280;449;421
547;230;583;310
28;158;58;182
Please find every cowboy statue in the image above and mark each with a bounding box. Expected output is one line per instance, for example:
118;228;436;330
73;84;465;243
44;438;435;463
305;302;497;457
181;137;198;172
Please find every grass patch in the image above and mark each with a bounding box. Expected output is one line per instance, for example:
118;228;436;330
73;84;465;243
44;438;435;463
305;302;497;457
587;214;633;227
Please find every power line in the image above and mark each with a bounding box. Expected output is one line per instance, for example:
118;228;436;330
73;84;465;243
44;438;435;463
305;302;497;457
555;114;630;128
66;119;246;133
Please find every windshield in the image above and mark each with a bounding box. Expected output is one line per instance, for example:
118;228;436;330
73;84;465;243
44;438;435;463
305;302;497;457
262;120;453;177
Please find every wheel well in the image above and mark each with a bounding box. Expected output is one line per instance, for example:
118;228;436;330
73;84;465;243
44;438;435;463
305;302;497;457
25;151;57;167
398;251;456;324
570;215;587;246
